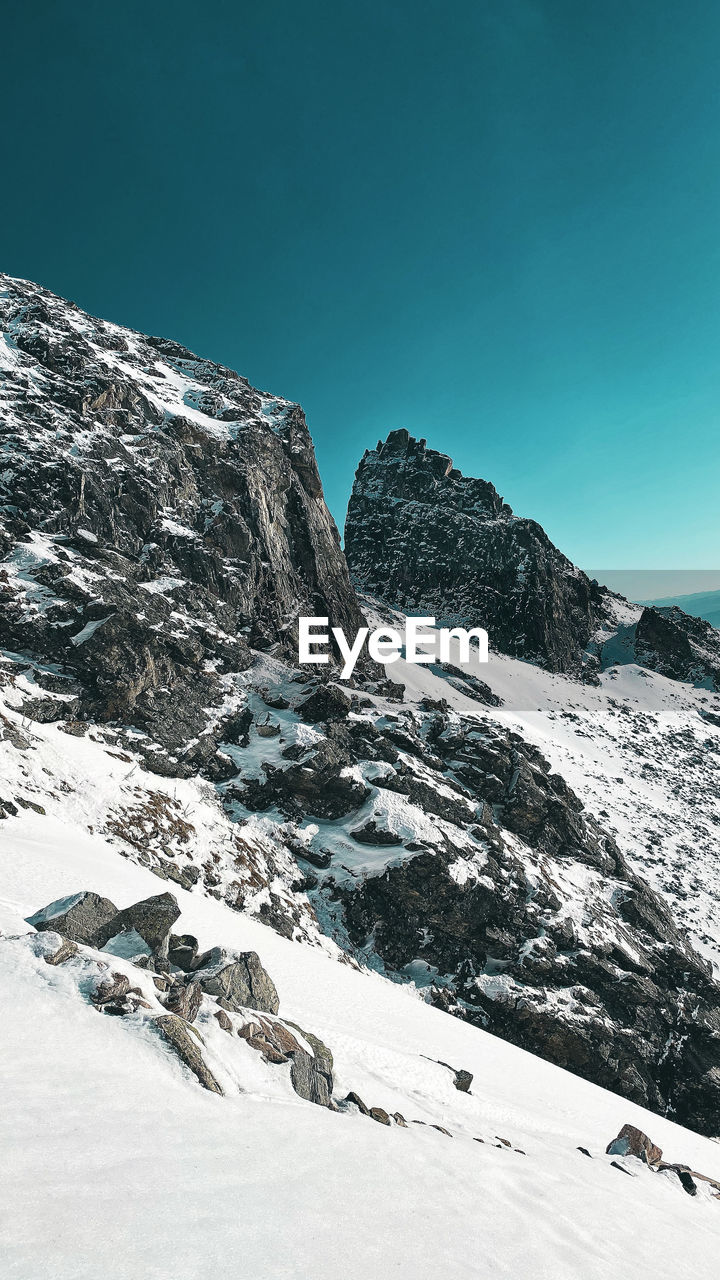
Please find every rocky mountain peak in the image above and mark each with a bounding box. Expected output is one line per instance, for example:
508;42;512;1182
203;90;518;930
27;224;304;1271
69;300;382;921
345;429;607;674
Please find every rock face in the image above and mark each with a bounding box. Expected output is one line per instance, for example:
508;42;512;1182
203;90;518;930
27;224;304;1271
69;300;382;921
633;607;720;690
95;891;181;958
193;949;280;1014
26;891;118;945
249;680;720;1136
0;273;363;764
344;430;608;673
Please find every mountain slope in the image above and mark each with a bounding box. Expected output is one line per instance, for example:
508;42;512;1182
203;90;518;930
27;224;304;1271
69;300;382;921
0;272;363;769
2;274;720;1200
3;772;720;1280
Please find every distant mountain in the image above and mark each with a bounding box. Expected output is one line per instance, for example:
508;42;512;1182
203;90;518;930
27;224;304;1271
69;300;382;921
641;590;720;631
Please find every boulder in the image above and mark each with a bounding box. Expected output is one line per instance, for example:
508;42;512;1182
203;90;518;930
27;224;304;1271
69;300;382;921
369;1106;391;1125
606;1124;662;1167
297;684;351;724
453;1069;473;1093
168;933;199;971
156;1014;223;1094
26;891;118;946
194;948;279;1014
95;891;181;958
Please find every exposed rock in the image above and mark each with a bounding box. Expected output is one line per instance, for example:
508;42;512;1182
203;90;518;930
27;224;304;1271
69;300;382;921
605;1124;662;1166
168;933;199;972
156;1014;223;1094
342;1091;370;1116
163;980;203;1024
344;430;608;674
194;949;280;1014
43;936;79;966
0;273;364;759
26;891;118;946
453;1069;473;1093
214;1008;233;1033
369;1106;391;1126
95;892;181;958
297;684;351;724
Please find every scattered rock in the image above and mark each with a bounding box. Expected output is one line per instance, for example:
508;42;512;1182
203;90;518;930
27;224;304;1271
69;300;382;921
343;1091;370;1116
163;980;202;1023
369;1106;391;1126
168;933;199;971
297;684;351;724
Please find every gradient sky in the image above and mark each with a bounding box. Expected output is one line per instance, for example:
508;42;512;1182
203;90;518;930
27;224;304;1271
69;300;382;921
4;1;719;568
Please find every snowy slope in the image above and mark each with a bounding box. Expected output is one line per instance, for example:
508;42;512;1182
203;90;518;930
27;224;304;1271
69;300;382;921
3;779;720;1280
384;624;720;972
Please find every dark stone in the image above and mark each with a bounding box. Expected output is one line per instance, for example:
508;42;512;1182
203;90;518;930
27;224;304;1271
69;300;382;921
95;892;181;958
606;1124;663;1166
297;684;351;724
163;980;203;1024
43;936;79;966
168;933;199;972
27;891;118;946
156;1014;223;1094
194;948;280;1014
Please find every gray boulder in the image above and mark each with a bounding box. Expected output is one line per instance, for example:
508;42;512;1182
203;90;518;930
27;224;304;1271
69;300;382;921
194;948;279;1014
156;1014;223;1094
26;891;118;945
95;892;181;958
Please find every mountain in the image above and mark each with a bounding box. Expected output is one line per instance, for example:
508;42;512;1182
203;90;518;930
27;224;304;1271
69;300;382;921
345;430;720;691
0;272;363;772
642;590;720;631
344;428;608;674
2;276;720;1274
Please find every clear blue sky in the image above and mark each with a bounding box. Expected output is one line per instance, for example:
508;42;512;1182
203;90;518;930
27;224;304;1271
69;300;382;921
4;1;720;568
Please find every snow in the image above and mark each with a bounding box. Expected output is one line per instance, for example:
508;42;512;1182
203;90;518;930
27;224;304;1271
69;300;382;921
2;805;720;1279
381;621;720;971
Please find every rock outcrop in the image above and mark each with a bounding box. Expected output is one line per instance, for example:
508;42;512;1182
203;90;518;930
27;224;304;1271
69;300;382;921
0;273;363;766
344;429;608;673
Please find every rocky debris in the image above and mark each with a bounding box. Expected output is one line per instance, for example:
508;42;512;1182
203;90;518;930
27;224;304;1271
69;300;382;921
606;1124;663;1167
238;739;371;821
193;948;280;1014
606;1125;720;1199
156;1014;223;1095
324;701;720;1136
26;891;118;946
91;971;151;1016
214;1008;233;1033
344;430;609;674
350;820;403;846
43;936;79;966
95;891;181;958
